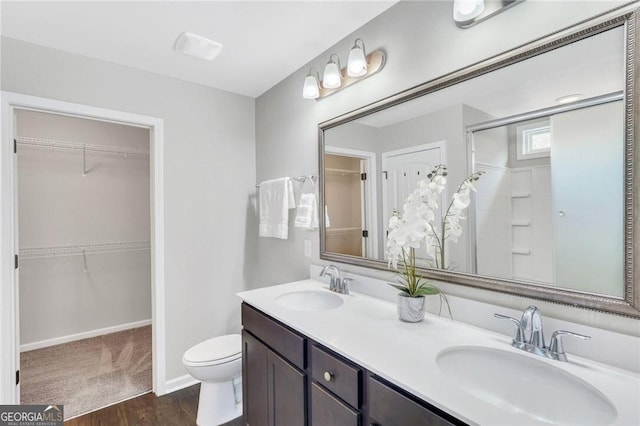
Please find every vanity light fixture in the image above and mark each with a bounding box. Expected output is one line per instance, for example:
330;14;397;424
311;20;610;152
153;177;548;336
175;32;223;61
323;54;343;89
347;39;368;77
453;0;523;28
302;68;321;99
302;39;385;100
555;94;584;104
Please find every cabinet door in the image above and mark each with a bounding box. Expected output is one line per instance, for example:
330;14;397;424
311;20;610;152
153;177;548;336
243;330;269;426
267;350;307;426
368;376;459;426
311;383;360;426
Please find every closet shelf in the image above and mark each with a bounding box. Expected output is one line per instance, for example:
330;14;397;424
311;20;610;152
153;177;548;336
19;241;151;260
511;192;531;198
325;168;360;177
16;136;149;157
326;227;362;236
512;248;532;255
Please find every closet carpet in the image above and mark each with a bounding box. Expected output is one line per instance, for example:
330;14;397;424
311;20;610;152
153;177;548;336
20;325;152;420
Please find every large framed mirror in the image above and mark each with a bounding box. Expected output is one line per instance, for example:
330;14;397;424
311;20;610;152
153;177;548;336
319;6;640;318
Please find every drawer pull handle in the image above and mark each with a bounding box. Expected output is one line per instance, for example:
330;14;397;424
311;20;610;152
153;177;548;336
323;371;334;382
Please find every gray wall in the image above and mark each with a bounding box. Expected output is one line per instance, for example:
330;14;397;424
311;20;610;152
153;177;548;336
17;110;151;346
1;37;256;381
254;1;638;333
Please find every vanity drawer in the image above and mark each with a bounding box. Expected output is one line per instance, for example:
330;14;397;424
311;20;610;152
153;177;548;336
311;382;360;426
311;344;361;408
241;303;305;370
368;375;461;426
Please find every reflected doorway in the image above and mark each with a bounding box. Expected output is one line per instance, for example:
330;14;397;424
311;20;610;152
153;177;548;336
324;147;377;258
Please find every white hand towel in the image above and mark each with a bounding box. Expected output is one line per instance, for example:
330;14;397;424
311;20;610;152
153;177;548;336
294;193;318;230
259;177;295;239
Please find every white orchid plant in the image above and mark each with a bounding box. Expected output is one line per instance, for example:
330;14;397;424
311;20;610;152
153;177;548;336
386;165;483;310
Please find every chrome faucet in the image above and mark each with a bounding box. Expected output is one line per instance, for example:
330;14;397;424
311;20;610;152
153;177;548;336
520;305;545;350
319;265;347;294
494;305;590;362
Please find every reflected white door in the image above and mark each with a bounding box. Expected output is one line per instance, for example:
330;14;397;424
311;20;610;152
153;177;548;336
381;142;444;261
550;101;624;296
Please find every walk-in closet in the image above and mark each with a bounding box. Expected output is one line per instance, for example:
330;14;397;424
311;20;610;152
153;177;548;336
15;110;152;419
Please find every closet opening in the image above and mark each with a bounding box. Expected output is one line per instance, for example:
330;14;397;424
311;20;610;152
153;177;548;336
1;92;166;420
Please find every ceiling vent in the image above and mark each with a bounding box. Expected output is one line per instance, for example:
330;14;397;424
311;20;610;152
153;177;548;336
175;32;223;61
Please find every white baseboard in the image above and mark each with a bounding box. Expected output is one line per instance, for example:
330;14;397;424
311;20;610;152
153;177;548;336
20;319;152;352
164;374;199;395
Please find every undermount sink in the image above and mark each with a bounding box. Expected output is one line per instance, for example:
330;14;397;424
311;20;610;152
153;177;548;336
276;290;343;311
436;346;617;425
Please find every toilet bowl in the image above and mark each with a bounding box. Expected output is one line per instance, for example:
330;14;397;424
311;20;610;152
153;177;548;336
182;334;243;426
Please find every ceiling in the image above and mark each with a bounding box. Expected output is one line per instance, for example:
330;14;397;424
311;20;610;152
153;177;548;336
0;1;397;98
356;25;625;128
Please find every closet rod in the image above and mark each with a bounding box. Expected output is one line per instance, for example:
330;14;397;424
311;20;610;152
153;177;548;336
19;241;151;260
16;136;149;157
255;174;317;188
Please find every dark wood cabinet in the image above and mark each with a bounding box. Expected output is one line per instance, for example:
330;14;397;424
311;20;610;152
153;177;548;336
311;382;360;426
368;375;461;426
310;344;361;409
242;330;269;426
242;305;307;426
268;350;306;426
242;303;466;426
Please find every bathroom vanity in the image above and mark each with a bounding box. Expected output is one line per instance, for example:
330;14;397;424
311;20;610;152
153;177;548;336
242;302;459;426
238;279;639;426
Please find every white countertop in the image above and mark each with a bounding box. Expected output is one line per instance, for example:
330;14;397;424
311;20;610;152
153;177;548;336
237;279;640;426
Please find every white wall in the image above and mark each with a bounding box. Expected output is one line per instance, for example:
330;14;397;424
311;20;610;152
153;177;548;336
1;37;256;381
17;110;151;347
254;1;639;337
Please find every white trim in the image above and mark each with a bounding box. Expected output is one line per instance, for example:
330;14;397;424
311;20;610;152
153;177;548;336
165;374;199;394
324;146;379;259
0;91;166;402
20;319;152;352
381;141;446;160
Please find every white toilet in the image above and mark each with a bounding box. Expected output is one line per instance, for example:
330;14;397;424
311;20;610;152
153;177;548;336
182;334;243;426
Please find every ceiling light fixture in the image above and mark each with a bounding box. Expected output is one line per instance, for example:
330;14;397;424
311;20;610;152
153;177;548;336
302;39;385;100
302;68;321;99
347;39;368;77
323;54;343;89
453;0;485;24
175;32;223;61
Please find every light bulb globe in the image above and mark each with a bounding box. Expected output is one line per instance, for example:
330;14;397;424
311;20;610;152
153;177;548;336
347;46;367;77
323;61;342;89
302;74;319;99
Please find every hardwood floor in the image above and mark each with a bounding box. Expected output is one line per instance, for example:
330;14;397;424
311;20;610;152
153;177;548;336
65;384;244;426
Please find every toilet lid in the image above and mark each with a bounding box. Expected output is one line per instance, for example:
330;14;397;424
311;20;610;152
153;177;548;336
183;334;241;364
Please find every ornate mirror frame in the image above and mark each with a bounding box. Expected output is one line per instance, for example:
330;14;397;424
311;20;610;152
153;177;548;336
319;6;640;318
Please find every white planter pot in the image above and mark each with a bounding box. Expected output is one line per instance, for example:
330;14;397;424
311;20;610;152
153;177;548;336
397;293;426;322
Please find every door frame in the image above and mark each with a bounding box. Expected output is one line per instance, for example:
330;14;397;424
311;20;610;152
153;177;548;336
381;141;446;258
324;146;378;259
0;91;167;402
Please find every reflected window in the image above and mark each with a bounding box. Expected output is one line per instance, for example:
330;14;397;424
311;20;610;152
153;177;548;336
517;120;551;160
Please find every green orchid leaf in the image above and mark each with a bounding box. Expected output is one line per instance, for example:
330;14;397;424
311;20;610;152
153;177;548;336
414;287;441;296
388;283;410;294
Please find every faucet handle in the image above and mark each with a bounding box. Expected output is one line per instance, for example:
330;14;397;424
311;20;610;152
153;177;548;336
549;330;591;361
494;313;526;345
340;278;353;294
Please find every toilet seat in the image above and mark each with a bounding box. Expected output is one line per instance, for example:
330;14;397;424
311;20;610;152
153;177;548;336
183;334;242;367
